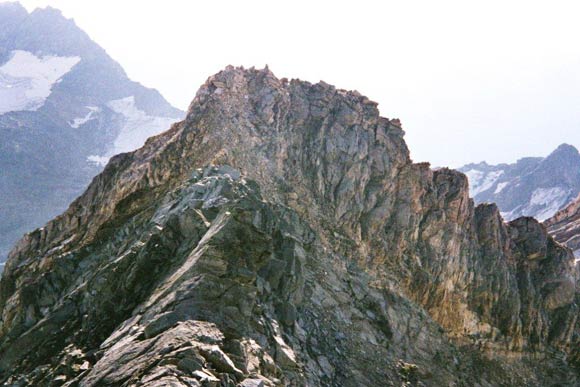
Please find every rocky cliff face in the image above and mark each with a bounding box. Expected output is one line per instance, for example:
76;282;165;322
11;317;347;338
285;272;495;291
0;3;183;263
0;67;579;386
458;144;580;221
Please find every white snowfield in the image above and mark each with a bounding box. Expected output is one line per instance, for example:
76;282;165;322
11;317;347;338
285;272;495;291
0;50;80;115
464;169;504;197
499;186;569;222
528;187;570;221
88;96;176;166
464;163;572;221
494;181;509;194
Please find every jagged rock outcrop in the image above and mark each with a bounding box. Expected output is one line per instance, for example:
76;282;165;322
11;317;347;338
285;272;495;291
0;67;579;386
458;144;580;221
546;193;580;257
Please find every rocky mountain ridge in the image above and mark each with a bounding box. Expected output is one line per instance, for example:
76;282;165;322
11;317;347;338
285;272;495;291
0;2;183;263
0;67;579;386
458;144;580;222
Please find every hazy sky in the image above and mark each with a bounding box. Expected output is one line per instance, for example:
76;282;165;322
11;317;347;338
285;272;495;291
13;0;580;167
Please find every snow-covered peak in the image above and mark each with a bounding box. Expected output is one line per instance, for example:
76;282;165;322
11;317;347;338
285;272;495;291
459;144;580;222
0;50;80;115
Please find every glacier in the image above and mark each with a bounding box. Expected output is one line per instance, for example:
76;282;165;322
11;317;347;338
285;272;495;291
0;50;80;115
87;96;177;166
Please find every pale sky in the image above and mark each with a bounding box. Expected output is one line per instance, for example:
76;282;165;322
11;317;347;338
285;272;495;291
13;0;580;167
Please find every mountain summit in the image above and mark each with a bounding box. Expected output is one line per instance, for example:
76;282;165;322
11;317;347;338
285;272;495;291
459;143;580;221
0;67;578;385
0;3;183;263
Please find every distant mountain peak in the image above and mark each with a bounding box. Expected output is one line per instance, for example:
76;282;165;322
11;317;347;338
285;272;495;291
459;143;580;221
0;3;183;262
555;142;576;150
30;5;64;15
462;160;490;169
547;143;580;158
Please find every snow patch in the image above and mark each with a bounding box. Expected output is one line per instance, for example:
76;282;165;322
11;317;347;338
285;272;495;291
501;205;521;221
528;187;569;221
501;187;569;221
464;169;504;197
464;169;483;186
0;50;80;115
86;96;175;166
107;96;176;155
70;106;100;128
529;187;566;206
494;182;509;194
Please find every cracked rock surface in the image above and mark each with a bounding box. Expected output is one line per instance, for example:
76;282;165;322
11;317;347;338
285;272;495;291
1;67;579;386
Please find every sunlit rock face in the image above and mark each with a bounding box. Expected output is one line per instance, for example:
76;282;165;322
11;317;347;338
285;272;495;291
0;67;579;386
0;3;183;263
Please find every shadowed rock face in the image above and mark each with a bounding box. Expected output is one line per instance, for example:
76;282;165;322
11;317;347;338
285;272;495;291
0;67;579;386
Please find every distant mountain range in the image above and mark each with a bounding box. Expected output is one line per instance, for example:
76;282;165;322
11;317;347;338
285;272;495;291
0;2;183;263
458;143;580;221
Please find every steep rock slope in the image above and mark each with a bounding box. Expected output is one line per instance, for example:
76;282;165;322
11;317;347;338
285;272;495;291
0;67;579;386
458;144;580;221
0;3;183;263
